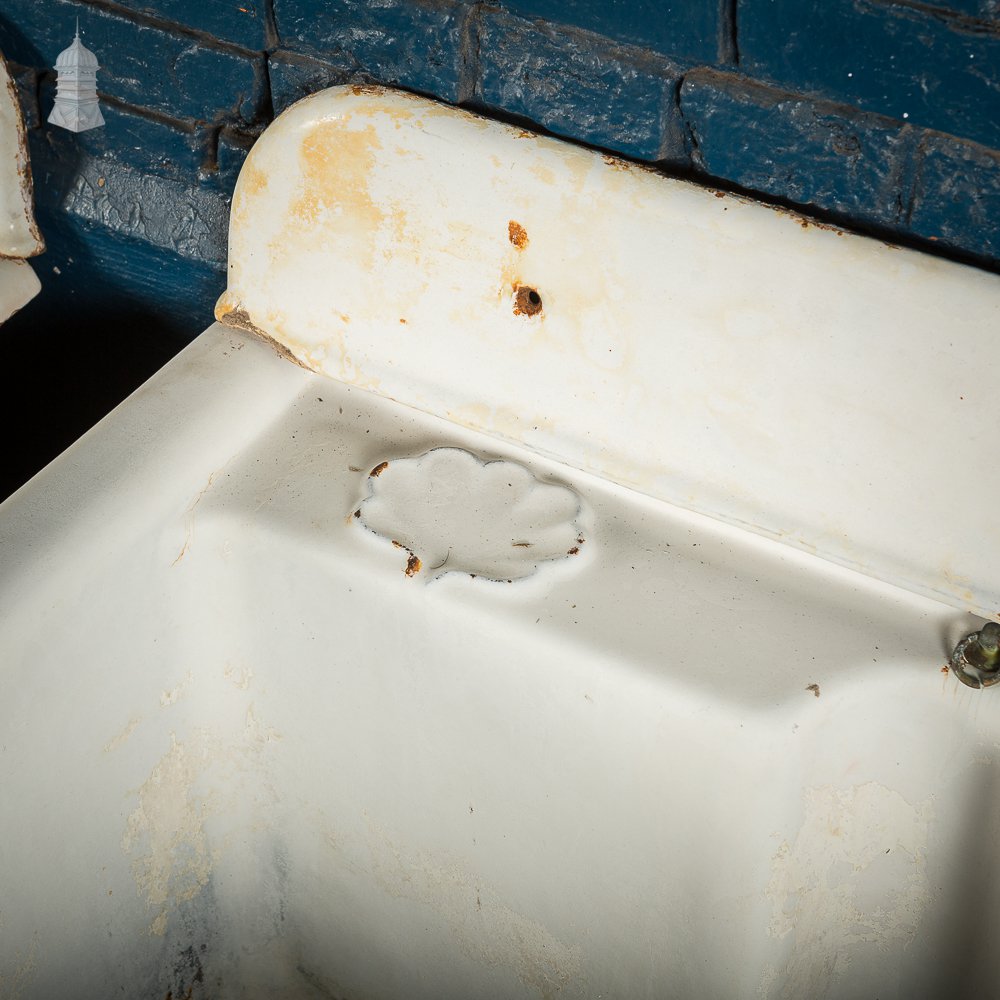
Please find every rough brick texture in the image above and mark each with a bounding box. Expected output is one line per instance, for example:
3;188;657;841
739;0;1000;151
274;0;469;103
498;0;724;65
682;70;918;230
268;50;351;115
1;0;266;124
478;8;682;162
108;0;271;51
910;135;1000;261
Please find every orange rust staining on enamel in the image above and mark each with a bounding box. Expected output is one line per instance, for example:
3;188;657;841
567;546;580;555
405;553;422;576
239;163;269;197
215;303;314;371
508;220;529;249
369;461;389;477
601;154;632;173
289;120;387;268
399;317;407;324
772;204;846;236
714;190;726;198
513;284;543;317
348;83;386;97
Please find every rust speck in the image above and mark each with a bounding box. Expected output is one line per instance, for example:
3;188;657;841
399;317;407;324
941;665;950;675
806;683;820;698
508;220;529;249
369;461;389;477
405;553;421;576
512;541;532;548
714;190;725;199
567;546;580;555
513;285;543;317
601;154;632;173
353;509;361;518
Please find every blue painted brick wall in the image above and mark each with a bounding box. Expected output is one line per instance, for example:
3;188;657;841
1;0;999;497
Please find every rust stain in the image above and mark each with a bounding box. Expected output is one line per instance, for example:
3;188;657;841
513;284;543;317
215;303;314;371
512;541;532;548
601;154;632;173
287;119;394;272
714;190;726;199
353;509;361;518
508;220;529;249
1;68;44;257
349;83;387;98
238;161;269;197
369;461;389;477
772;204;845;236
388;539;422;576
567;546;580;555
940;665;950;675
805;683;820;698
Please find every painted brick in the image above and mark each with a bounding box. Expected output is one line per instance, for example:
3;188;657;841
0;0;266;125
681;70;917;229
273;0;468;103
108;0;271;51
212;127;257;194
61;154;230;263
738;0;1000;151
498;0;722;65
909;134;1000;261
38;77;209;181
478;7;682;162
268;50;352;115
7;61;39;129
916;0;1000;20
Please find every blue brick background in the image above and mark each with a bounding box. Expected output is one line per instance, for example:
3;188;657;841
1;0;998;497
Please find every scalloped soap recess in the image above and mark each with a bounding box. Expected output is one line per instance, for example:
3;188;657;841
354;448;585;582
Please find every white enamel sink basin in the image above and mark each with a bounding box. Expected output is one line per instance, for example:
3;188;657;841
2;87;999;999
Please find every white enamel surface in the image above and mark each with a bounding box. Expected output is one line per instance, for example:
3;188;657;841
356;447;585;581
219;86;1000;622
0;52;43;258
1;324;997;999
0;256;40;323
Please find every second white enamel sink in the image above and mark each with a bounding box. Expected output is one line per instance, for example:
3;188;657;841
1;86;998;999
